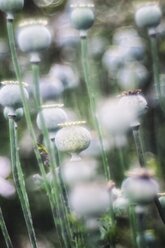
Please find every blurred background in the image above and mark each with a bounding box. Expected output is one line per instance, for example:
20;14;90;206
0;0;165;247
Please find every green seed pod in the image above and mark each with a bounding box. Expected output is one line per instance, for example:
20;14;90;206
36;104;68;132
0;81;28;109
118;90;148;117
121;168;159;205
55;121;91;153
70;7;95;31
3;106;24;122
0;0;24;14
135;3;162;28
61;158;97;187
17;19;52;53
69;182;111;218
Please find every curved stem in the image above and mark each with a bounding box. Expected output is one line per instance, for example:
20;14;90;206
0;207;13;248
9;117;38;248
6;18;63;247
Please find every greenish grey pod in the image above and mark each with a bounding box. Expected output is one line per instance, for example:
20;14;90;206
0;0;24;14
55;124;91;153
135;3;162;28
36;106;68;132
0;81;28;109
17;19;52;53
121;175;159;204
3;106;24;122
70;6;95;31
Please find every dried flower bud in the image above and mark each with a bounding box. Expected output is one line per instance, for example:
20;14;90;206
135;3;162;28
55;122;91;153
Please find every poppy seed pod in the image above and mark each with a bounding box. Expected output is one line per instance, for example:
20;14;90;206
70;2;95;31
117;62;148;90
135;3;162;28
121;168;159;204
3;106;24;122
17;19;52;54
61;158;97;187
113;196;129;217
118;90;148;117
0;81;28;109
0;0;24;15
69;182;111;218
55;121;91;153
36;104;68;132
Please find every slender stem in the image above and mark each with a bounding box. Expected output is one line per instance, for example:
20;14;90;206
6;18;64;247
117;146;125;181
154;197;165;225
0;207;13;248
129;205;138;248
6;19;22;81
136;212;146;248
80;37;110;180
31;62;42;108
132;125;145;167
9;117;38;248
31;64;71;248
148;30;160;101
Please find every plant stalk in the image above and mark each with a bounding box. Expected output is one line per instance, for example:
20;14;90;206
9;117;38;248
132;125;145;167
80;36;110;180
0;207;13;248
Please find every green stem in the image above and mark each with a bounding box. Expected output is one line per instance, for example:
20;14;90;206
80;37;110;180
9;117;38;248
31;65;71;248
6;18;64;247
132;125;145;167
148;30;160;101
136;212;146;248
0;207;13;248
154;197;165;225
129;205;138;248
31;62;42;108
117;146;125;181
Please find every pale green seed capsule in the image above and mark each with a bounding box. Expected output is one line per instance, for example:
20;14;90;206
55;123;91;153
70;7;95;31
135;3;162;28
17;19;52;53
0;0;24;14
